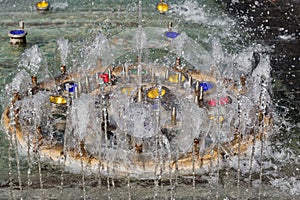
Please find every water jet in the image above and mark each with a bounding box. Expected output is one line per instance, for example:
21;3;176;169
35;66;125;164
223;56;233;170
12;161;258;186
2;33;273;178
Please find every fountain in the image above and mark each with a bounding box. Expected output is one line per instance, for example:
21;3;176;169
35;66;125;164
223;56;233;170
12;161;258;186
0;0;299;199
2;38;274;178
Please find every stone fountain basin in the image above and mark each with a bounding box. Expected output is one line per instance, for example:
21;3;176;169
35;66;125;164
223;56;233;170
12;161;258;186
1;62;273;178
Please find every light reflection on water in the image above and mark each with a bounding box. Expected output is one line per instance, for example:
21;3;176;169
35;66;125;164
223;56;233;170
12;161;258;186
0;0;299;199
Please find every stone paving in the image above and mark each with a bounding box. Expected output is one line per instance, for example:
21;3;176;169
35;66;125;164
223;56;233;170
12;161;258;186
220;0;300;125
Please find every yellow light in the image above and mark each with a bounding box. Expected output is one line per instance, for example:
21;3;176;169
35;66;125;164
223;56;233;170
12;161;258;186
168;74;186;83
36;1;49;9
121;87;134;96
209;115;225;123
157;2;169;13
147;88;166;99
49;95;67;105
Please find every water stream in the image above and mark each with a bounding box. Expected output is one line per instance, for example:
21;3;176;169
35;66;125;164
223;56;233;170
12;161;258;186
0;0;299;199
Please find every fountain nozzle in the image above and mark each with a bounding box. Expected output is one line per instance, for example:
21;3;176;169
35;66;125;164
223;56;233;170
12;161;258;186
171;106;177;125
19;21;24;29
175;57;181;68
31;76;37;86
240;74;246;87
12;92;20;106
137;87;143;102
168;22;173;31
135;144;143;154
199;86;204;107
60;65;66;75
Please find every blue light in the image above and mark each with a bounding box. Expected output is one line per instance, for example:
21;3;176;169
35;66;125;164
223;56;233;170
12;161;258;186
9;30;25;35
165;31;180;39
193;82;214;91
68;83;77;92
200;82;214;91
63;82;77;92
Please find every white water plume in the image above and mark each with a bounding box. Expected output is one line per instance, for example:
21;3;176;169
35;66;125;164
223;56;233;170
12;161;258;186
134;27;147;50
70;94;97;141
16;91;50;126
171;0;234;27
57;38;70;66
80;33;112;68
18;45;43;76
5;70;30;94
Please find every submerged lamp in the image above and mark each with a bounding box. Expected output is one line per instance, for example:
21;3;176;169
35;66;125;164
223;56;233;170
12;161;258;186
208;96;232;107
147;87;166;99
63;81;78;93
157;0;169;14
50;95;67;105
36;0;50;12
121;87;134;96
193;82;214;92
165;31;180;39
129;68;147;75
165;22;180;39
8;21;27;45
169;74;185;83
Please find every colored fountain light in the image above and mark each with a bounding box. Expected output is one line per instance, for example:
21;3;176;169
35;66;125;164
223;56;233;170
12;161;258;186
62;81;78;92
165;31;180;39
1;0;274;182
99;73;110;83
193;81;215;92
129;68;147;75
168;74;185;83
35;0;50;12
165;21;180;39
9;30;26;36
1;0;299;198
147;87;166;99
2;41;273;178
49;95;67;105
157;0;169;14
8;21;27;45
208;96;232;107
121;87;134;96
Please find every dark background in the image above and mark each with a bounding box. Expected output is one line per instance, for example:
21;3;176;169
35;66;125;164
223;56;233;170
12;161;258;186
219;0;299;156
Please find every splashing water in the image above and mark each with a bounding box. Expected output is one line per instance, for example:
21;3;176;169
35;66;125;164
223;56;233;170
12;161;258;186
0;0;299;199
18;45;43;76
57;38;70;67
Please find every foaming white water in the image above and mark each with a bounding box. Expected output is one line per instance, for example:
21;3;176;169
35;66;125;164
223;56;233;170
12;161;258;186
1;0;298;199
79;33;112;69
18;45;43;76
57;38;70;66
5;70;30;94
270;173;300;196
171;0;234;27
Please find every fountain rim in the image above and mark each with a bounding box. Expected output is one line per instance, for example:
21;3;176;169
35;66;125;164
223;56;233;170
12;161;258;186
1;104;270;178
1;62;273;178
